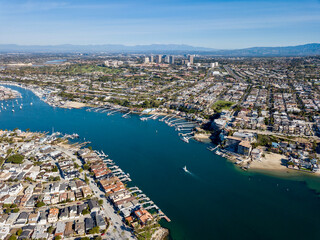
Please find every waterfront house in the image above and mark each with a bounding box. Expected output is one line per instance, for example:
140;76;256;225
225;136;242;152
251;148;262;161
109;190;132;203
114;196;137;209
134;208;153;226
238;141;252;156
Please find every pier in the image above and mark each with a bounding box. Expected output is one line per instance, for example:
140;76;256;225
122;111;132;118
127;187;171;222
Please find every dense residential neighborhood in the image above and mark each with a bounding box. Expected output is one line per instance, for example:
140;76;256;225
0;129;165;240
1;53;320;239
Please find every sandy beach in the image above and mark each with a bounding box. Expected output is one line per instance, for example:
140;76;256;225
250;153;287;171
61;101;87;109
193;133;212;143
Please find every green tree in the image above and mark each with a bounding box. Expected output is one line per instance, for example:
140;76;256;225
47;226;54;234
6;154;24;164
16;229;22;236
84;174;89;184
88;226;100;234
83;164;90;170
36;201;45;208
82;209;90;215
8;235;17;240
53;176;60;181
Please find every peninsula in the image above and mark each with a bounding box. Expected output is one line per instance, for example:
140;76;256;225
0;129;169;240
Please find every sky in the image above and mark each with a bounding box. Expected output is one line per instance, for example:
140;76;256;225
0;0;319;49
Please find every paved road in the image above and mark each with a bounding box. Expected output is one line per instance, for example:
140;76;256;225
56;146;135;239
88;179;136;240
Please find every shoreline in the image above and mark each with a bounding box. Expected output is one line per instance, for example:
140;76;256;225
0;81;88;109
222;151;320;179
3;82;320;181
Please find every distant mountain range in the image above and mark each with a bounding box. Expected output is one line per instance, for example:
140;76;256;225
212;43;320;57
0;43;319;56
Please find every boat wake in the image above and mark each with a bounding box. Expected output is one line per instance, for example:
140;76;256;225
182;166;201;180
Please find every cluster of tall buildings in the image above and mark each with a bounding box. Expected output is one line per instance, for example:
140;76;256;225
144;54;197;65
211;62;219;68
144;55;175;64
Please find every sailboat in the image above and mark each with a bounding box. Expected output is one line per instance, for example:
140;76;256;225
183;166;188;172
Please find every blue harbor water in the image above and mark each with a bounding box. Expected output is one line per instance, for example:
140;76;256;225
1;85;320;240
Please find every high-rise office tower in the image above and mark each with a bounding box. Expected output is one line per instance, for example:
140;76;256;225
169;55;175;64
188;55;194;64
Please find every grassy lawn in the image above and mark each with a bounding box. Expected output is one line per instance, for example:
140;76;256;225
212;100;235;112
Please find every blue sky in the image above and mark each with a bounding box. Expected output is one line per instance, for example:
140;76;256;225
0;0;319;48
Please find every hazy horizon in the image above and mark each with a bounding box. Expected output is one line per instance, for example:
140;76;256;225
0;42;319;50
0;0;319;49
